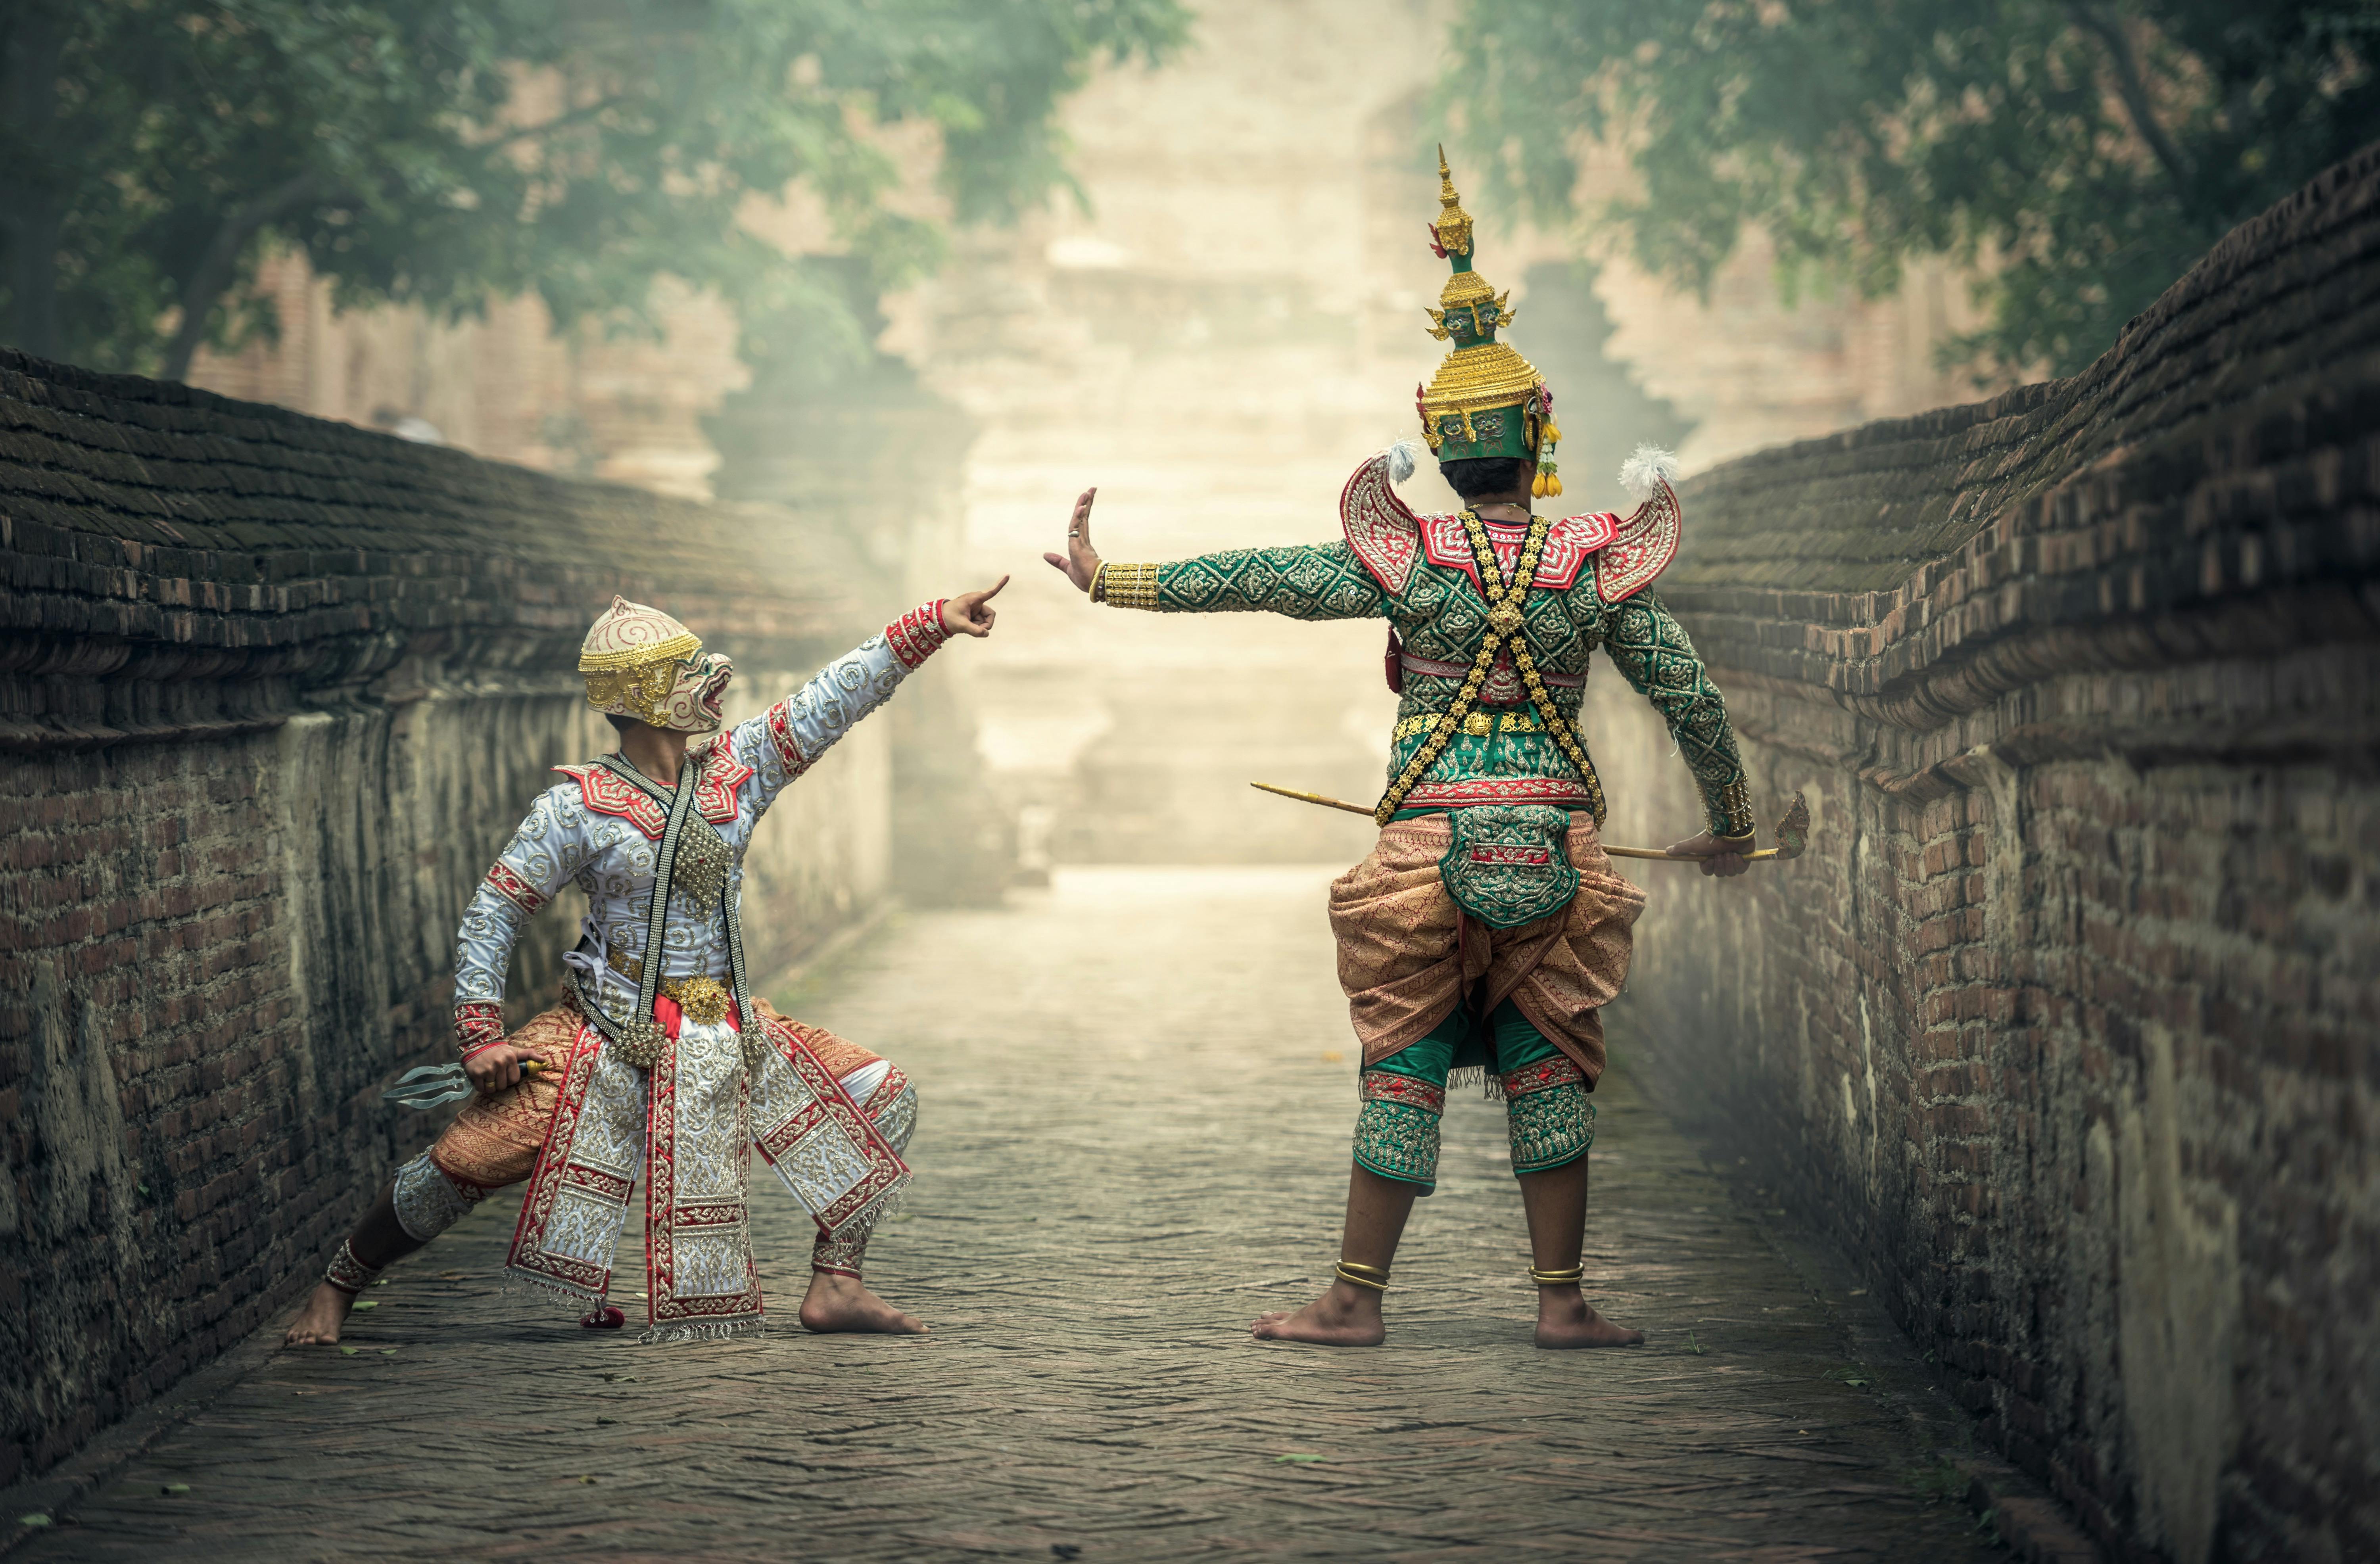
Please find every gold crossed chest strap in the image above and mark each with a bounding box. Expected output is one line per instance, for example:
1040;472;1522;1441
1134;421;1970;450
1371;510;1609;826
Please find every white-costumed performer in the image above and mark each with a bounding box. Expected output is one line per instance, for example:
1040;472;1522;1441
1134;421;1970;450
286;578;1006;1345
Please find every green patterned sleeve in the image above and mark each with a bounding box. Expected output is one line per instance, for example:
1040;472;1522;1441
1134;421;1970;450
1599;590;1756;839
1092;541;1387;621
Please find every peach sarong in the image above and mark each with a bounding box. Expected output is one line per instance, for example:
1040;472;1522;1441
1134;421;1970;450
1326;814;1648;1082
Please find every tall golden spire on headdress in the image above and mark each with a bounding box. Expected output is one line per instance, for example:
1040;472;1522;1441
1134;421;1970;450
1430;144;1475;259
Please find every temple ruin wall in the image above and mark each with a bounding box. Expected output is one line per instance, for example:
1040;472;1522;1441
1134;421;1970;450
1587;150;2380;1564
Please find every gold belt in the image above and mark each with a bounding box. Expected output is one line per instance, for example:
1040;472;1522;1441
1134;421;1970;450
662;975;732;1026
607;948;731;1026
1392;709;1545;743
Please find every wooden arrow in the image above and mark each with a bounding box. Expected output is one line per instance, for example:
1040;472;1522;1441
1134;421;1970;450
1250;782;1810;864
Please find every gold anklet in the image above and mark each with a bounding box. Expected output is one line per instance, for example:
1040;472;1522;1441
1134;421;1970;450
1333;1260;1390;1292
1528;1265;1585;1287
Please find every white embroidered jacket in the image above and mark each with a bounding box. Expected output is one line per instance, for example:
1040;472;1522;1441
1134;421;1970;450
450;602;950;1057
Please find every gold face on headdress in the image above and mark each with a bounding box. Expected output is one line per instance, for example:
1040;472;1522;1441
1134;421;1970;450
578;597;735;734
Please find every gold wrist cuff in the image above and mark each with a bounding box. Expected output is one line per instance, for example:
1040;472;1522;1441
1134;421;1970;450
1091;561;1160;611
1710;777;1755;839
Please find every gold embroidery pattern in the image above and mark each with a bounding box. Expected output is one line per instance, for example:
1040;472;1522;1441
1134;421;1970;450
1090;561;1161;611
670;814;733;909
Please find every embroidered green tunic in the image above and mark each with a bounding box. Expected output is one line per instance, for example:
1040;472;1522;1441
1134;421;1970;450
1090;454;1754;838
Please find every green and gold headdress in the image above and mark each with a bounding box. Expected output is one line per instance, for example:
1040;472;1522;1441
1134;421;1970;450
1415;147;1562;497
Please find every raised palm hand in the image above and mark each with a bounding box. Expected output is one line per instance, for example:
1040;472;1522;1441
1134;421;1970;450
1042;487;1102;592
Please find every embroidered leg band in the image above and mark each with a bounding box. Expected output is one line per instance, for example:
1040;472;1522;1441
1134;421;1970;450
391;1151;486;1242
324;1238;380;1296
812;1230;869;1278
1503;1064;1595;1175
1353;1073;1445;1191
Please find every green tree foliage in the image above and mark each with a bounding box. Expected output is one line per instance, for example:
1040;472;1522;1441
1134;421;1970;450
1444;2;2380;377
0;0;1186;381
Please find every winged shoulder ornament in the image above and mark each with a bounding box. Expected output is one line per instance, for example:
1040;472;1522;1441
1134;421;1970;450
1338;447;1423;593
1594;471;1682;603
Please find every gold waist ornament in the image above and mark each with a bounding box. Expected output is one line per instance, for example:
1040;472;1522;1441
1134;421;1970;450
1392;709;1545;743
662;975;733;1027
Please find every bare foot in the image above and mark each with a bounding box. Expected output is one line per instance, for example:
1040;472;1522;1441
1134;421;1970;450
1534;1286;1646;1349
1250;1280;1386;1346
798;1271;927;1334
283;1281;357;1346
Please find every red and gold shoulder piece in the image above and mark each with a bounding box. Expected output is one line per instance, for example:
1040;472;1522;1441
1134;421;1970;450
689;740;752;825
1415;509;1616;595
1339;451;1421;594
1593;477;1681;603
1535;511;1618;590
551;762;667;839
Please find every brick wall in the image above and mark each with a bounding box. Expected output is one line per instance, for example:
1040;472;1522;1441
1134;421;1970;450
0;354;938;1481
1585;151;2380;1562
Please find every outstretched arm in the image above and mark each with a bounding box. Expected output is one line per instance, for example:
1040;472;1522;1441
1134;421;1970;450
1045;487;1386;620
1599;590;1758;878
731;579;1007;817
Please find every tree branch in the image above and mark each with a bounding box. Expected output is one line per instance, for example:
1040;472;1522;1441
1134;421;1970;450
2066;2;2197;212
160;169;330;383
480;94;629;152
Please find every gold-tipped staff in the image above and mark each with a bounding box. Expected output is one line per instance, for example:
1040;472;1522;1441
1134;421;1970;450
1250;782;1810;863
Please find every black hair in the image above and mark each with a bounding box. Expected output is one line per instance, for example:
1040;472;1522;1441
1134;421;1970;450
1439;456;1533;501
603;712;637;734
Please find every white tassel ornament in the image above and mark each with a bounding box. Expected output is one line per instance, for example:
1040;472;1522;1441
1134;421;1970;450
1618;444;1681;501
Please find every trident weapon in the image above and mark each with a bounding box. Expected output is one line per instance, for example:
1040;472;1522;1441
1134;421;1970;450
381;1059;549;1110
1250;782;1811;864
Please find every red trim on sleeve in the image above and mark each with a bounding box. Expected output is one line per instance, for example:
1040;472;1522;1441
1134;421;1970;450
764;700;810;779
883;600;951;670
484;861;549;915
456;1001;507;1059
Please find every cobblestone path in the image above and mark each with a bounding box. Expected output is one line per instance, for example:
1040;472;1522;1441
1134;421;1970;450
27;867;2003;1561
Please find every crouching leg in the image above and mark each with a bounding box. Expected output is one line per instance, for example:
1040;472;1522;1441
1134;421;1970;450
758;1009;929;1336
285;1014;567;1346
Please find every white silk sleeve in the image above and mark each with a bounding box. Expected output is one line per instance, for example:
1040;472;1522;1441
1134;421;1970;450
731;601;950;819
452;787;596;1020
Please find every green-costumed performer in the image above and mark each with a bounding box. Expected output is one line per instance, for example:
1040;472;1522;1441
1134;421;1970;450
1044;152;1762;1347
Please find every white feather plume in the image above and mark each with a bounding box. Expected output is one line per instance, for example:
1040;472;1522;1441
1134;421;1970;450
1386;439;1424;484
1618;444;1681;501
